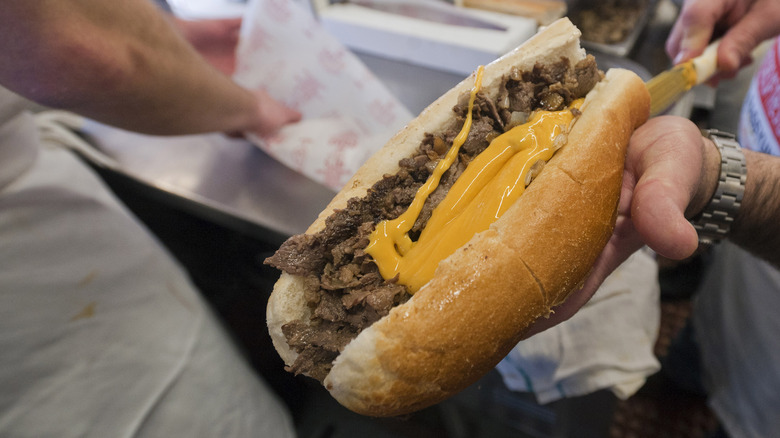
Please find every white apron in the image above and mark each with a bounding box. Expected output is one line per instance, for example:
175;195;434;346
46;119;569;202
0;88;294;438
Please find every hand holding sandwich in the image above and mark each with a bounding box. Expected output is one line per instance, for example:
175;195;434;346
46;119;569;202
525;116;717;335
532;115;780;336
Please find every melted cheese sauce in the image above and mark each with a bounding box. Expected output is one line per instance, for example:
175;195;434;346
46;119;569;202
366;67;583;293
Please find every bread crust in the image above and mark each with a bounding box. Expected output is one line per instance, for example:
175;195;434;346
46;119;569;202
267;17;650;417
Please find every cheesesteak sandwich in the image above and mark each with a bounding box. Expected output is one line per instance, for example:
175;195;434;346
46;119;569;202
265;18;650;417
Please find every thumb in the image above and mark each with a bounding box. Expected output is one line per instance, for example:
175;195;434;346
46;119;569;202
667;1;718;63
632;179;699;259
254;89;302;138
718;10;778;72
627;117;704;260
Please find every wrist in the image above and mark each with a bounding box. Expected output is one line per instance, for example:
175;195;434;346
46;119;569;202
684;136;721;219
688;129;747;244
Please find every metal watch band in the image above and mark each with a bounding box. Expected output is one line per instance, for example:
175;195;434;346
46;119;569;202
690;129;747;245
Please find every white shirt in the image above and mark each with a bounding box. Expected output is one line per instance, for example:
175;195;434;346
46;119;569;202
694;36;780;438
0;88;295;438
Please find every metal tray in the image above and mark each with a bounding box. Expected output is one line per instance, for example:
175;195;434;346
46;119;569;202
568;0;659;57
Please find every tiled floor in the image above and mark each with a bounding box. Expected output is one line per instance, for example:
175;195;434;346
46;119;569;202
102;168;720;438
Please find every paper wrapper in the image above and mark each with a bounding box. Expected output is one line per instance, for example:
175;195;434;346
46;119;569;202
234;0;413;190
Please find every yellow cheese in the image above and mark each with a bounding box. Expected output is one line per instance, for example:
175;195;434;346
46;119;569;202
366;68;583;293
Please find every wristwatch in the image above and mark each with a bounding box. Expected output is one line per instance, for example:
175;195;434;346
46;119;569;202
690;129;747;245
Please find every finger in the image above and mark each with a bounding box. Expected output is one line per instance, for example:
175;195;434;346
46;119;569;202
666;0;724;63
718;7;780;72
618;167;637;217
707;53;752;85
632;178;699;259
216;17;242;42
628;117;703;259
666;15;685;61
254;89;302;137
219;17;243;29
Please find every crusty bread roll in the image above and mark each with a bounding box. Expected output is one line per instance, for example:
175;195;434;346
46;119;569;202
266;18;650;417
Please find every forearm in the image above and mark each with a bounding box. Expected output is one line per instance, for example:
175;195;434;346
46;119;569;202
729;149;780;267
0;0;259;135
689;136;780;266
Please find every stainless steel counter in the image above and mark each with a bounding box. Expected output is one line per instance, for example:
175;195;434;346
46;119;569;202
81;126;336;245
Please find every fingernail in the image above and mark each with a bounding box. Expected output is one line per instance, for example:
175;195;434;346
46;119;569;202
673;51;686;65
